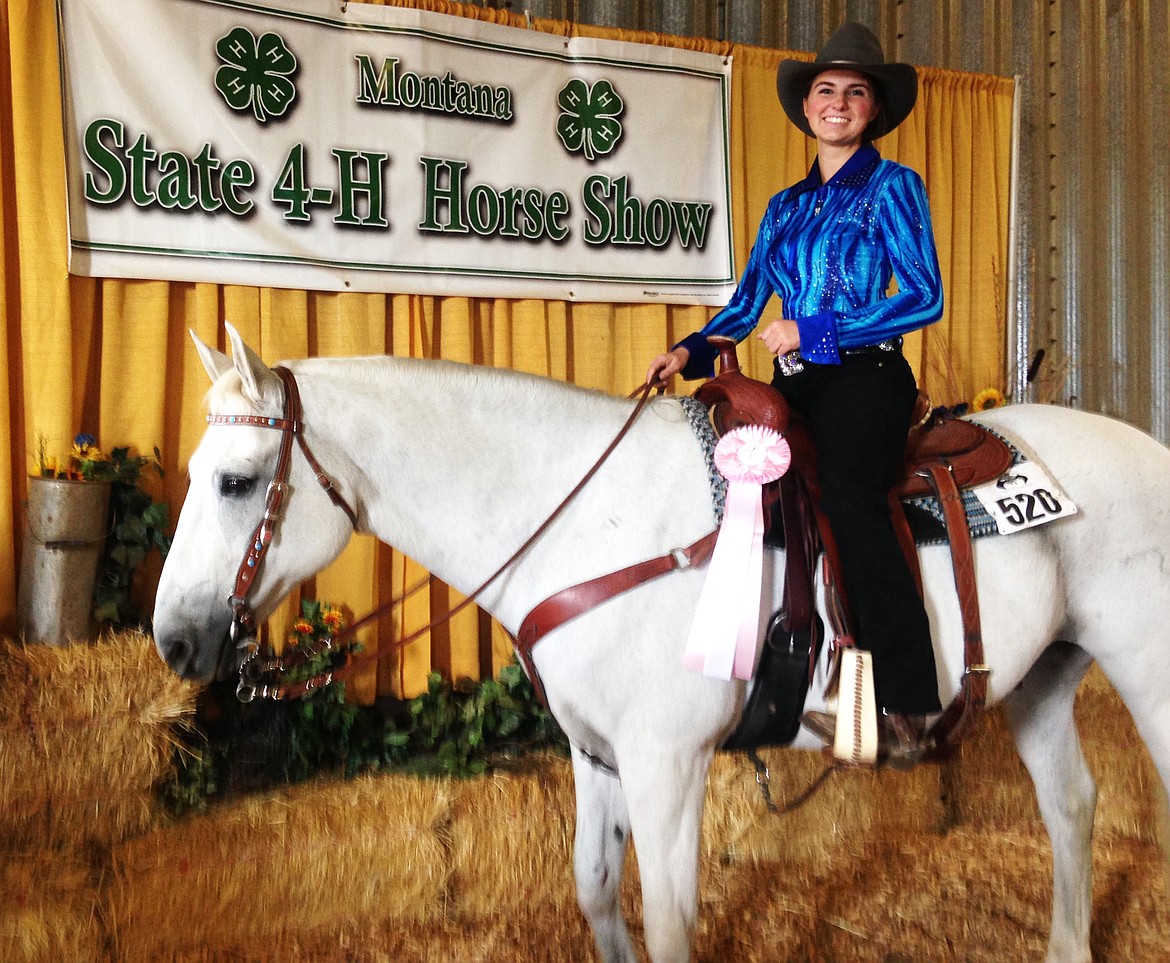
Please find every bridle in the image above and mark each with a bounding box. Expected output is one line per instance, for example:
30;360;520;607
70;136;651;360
208;366;357;689
208;363;665;702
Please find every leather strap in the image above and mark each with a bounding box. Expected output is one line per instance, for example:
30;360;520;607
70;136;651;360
921;462;989;754
211;366;358;661
258;381;663;700
278;367;359;527
515;530;718;707
888;491;924;596
776;471;823;684
223;378;299;622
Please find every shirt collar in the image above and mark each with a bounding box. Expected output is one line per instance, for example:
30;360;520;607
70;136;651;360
792;144;881;196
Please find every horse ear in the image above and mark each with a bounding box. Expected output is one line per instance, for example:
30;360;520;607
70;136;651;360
224;321;278;407
191;330;233;384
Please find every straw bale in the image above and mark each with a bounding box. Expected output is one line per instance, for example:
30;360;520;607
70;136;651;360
935;707;1042;832
0;850;104;963
0;631;198;848
107;773;454;962
702;748;946;873
135;824;1165;961
443;747;952;915
446;754;578;915
797;826;1170;963
97;747;1167;962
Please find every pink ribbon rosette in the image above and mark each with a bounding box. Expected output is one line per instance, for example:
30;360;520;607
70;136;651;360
683;425;791;681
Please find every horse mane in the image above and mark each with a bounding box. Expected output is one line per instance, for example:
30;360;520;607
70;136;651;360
206;353;633;422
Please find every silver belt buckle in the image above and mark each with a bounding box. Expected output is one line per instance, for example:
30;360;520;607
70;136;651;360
776;351;805;377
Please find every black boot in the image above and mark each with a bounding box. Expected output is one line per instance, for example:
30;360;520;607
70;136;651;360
800;710;837;744
880;710;928;770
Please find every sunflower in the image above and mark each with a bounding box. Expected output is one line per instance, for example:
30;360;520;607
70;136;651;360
971;388;1007;412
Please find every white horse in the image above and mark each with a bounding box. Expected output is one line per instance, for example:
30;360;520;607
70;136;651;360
154;323;1170;963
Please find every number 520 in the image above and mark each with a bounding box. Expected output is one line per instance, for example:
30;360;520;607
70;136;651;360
996;489;1063;527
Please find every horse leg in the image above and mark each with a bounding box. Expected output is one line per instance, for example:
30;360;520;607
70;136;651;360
571;747;638;963
1001;641;1096;963
619;745;712;963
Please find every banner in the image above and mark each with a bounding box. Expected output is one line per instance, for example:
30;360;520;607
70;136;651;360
56;0;735;304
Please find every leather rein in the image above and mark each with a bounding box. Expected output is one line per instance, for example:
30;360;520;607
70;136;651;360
211;366;671;702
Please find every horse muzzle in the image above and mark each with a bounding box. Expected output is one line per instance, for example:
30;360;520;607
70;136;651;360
153;610;238;683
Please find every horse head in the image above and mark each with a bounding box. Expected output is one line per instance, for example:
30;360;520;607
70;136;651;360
153;323;356;682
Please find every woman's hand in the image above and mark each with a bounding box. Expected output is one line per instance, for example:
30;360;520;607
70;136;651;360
758;319;800;356
645;346;690;386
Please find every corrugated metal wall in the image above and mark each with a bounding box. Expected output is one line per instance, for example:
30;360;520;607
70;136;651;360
510;0;1170;442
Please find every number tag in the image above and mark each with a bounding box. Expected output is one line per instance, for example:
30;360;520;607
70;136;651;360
972;462;1078;535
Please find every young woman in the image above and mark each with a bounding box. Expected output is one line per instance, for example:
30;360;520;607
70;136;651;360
646;22;944;765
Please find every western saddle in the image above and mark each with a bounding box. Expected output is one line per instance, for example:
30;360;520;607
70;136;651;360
699;337;1013;758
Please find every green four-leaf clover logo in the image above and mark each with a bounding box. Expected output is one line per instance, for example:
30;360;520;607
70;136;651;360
556;79;624;161
215;27;298;124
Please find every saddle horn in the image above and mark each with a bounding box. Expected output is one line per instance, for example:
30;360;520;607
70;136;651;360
693;336;790;437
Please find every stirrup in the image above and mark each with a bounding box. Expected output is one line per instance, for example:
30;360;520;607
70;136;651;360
832;649;879;765
801;707;931;771
800;651;879;766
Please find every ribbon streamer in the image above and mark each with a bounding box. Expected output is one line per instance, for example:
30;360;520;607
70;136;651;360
683;425;791;680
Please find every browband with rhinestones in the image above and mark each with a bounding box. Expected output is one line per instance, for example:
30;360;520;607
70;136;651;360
207;414;296;431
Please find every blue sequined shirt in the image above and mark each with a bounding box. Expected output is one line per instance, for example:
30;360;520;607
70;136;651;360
678;145;943;379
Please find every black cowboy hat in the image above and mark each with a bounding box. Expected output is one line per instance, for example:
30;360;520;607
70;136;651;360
776;22;917;140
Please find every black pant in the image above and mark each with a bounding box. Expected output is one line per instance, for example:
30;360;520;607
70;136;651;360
774;350;942;714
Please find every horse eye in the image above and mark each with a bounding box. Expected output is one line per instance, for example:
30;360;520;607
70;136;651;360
219;475;256;498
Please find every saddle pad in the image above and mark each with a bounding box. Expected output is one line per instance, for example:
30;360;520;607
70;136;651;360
680;396;728;524
903;426;1023;545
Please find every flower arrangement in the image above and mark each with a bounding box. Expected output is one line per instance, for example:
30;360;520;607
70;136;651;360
37;432;153;485
283;599;351;686
289;600;346;650
970;387;1007;412
32;432;172;627
934;387;1009;419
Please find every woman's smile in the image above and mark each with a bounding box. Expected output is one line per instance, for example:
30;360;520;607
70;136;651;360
803;68;880;147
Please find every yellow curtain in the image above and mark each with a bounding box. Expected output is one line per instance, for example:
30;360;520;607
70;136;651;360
0;0;1014;699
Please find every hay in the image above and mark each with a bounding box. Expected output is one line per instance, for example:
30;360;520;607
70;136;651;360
106;773;453;962
446;754;577;914
936;707;1042;832
3;626;1166;961
702;748;947;872
0;631;198;848
0;850;104;963
182;826;1166;962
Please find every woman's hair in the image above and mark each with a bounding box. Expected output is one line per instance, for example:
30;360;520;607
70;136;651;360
864;81;887;142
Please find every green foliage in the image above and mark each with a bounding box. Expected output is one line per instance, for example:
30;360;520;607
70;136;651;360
159;600;567;816
93;446;172;627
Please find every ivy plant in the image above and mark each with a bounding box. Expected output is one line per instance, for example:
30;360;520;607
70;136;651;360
159;600;568;816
